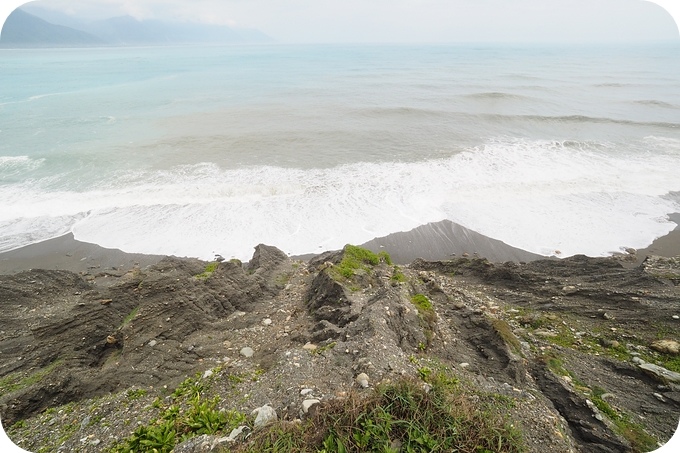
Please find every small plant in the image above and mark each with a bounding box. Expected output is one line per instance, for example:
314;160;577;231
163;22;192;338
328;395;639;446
332;245;391;280
391;266;407;283
195;261;219;280
126;388;148;401
313;342;337;355
238;373;522;453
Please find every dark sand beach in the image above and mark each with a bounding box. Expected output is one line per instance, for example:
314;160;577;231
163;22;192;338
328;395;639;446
0;233;164;275
1;215;678;274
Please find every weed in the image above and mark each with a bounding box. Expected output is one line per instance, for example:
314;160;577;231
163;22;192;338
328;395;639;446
390;267;407;283
492;319;522;354
0;358;63;395
236;374;522;453
126;388;148;401
195;262;219;280
120;307;139;329
313;342;337;355
332;245;391;280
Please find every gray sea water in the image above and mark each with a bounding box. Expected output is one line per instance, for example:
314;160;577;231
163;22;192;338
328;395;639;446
1;43;679;259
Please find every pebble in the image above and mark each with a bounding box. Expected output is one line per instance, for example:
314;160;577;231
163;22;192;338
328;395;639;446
653;393;666;403
302;342;317;351
253;405;278;429
262;318;272;326
459;362;470;368
300;388;314;396
203;370;213;379
301;399;320;414
224;426;250;442
147;340;157;347
240;347;254;358
673;315;679;320
356;372;370;388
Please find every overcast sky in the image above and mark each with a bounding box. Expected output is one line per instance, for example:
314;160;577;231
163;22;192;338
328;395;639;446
2;0;679;43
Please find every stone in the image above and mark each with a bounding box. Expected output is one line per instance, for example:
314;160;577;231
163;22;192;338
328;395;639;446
262;318;272;326
148;340;157;347
355;372;370;388
300;388;314;396
302;342;317;351
203;370;213;379
534;328;558;338
240;347;254;358
172;434;219;453
650;340;680;355
638;362;680;384
302;399;320;414
253;405;278;429
224;425;250;443
653;393;666;403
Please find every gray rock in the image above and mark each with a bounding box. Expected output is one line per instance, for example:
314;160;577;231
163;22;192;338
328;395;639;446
355;372;370;388
253;405;278;429
148;339;157;347
302;398;320;414
638;362;680;384
173;434;219;453
240;347;254;358
224;425;250;443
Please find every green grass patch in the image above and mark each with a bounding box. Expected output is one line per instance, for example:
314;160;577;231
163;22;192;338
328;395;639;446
590;386;657;452
120;307;139;329
492;319;522;354
0;358;63;395
195;261;220;280
390;267;407;283
332;245;391;280
234;373;523;453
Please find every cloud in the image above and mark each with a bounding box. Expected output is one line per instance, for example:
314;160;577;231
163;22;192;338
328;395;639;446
2;0;679;43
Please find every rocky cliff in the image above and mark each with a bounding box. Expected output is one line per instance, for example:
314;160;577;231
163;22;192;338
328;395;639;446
1;245;679;452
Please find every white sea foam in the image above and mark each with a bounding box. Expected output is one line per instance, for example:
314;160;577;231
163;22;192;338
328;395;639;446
2;138;678;259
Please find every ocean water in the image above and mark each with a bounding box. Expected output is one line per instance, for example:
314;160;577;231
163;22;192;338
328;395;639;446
1;43;679;260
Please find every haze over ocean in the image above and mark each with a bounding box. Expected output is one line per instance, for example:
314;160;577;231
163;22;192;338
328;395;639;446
1;42;679;260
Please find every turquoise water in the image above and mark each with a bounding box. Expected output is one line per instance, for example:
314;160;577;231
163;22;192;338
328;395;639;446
1;43;679;259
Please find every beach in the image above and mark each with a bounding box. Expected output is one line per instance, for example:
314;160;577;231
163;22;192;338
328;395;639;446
1;216;678;275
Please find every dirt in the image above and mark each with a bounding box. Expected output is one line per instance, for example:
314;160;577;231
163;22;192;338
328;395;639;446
1;246;679;452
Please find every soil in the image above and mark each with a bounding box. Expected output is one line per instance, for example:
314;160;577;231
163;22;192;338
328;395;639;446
1;246;679;452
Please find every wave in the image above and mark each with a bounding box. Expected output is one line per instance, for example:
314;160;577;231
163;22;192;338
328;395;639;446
463;92;533;101
2;137;679;261
633;100;677;109
0;155;45;173
482;113;679;129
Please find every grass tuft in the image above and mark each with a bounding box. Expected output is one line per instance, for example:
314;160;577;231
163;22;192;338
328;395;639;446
234;374;523;453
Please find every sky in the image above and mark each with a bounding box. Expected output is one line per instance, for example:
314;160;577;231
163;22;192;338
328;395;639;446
0;0;679;43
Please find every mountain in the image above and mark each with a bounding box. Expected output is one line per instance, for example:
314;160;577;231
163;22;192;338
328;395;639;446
1;7;274;48
0;8;104;47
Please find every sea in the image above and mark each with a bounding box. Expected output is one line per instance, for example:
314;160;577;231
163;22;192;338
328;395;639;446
1;43;679;261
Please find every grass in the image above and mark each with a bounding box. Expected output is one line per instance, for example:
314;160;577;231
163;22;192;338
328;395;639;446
195;261;220;280
492;319;522;354
410;294;437;349
543;353;657;453
390;267;407;283
120;307;139;329
232;373;524;453
111;371;246;453
0;358;63;395
590;386;658;452
332;245;391;280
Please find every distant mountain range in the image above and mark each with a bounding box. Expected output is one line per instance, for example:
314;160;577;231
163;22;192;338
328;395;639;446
0;7;274;48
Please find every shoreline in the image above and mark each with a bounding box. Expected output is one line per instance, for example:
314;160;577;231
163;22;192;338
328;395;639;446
0;215;679;275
